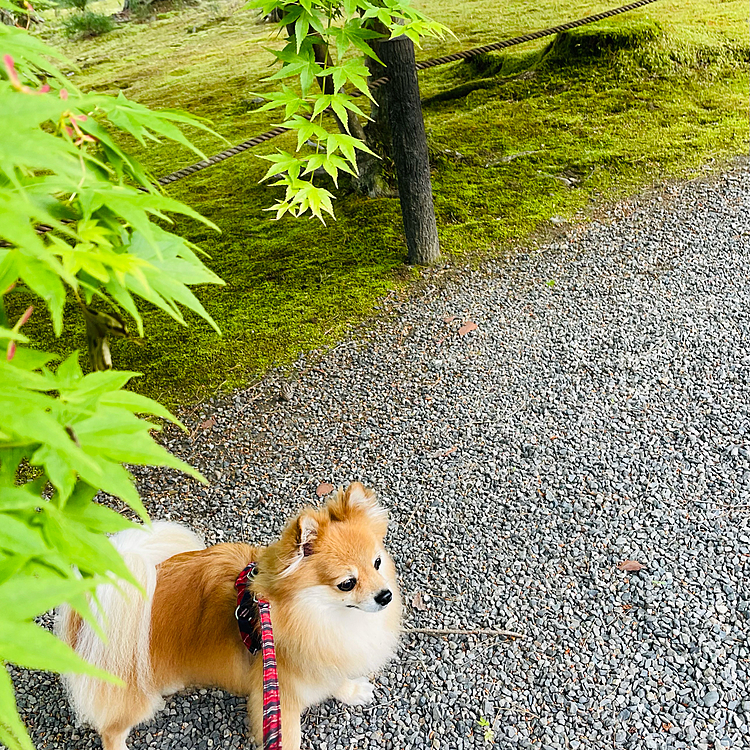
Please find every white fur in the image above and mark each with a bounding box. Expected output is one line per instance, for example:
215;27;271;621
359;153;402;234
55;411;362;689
346;485;388;523
55;522;204;731
290;584;400;707
334;676;375;705
355;595;388;613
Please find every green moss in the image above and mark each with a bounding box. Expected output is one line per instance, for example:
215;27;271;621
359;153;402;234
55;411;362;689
544;20;664;62
13;165;407;404
423;13;748;257
16;0;750;407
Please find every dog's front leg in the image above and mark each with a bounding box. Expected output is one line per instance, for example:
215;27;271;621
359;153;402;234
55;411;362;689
334;676;375;706
280;699;302;750
247;690;302;750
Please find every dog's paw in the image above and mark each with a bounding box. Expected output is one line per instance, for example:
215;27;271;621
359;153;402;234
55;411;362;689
335;677;375;706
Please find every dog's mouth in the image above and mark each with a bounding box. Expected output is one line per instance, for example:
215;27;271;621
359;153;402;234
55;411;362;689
345;602;387;613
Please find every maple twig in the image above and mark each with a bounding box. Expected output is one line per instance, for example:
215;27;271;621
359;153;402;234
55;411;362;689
402;627;524;638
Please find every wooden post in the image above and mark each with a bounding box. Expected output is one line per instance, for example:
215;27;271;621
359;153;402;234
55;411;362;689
379;35;440;266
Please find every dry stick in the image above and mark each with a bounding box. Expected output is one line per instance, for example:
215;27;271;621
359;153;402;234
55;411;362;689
402;627;524;638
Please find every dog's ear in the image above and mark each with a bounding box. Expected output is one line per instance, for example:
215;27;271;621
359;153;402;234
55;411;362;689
328;482;388;527
344;482;380;515
297;512;318;557
281;511;319;576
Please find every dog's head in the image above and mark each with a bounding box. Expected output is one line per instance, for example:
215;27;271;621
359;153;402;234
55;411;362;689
267;483;397;613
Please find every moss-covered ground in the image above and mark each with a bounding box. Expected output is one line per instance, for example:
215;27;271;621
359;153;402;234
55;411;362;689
21;0;750;406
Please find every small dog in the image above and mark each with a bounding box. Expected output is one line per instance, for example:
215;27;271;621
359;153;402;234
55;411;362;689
56;483;401;750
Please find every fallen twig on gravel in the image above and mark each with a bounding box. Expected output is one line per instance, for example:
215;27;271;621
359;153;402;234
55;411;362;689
402;627;524;638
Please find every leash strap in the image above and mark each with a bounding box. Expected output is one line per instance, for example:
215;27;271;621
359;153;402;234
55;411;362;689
235;563;282;750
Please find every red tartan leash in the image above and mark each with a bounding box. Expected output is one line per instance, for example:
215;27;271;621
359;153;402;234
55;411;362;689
235;563;282;750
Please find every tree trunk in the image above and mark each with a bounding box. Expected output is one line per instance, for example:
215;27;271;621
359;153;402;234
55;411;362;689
262;7;284;23
354;19;394;198
379;35;440;265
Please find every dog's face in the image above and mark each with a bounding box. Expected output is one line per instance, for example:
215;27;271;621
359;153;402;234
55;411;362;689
310;507;395;613
271;483;398;614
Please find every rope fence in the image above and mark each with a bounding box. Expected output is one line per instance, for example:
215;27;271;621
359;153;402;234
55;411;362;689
156;0;662;187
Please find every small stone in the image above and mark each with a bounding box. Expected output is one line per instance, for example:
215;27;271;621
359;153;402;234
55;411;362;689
703;691;720;708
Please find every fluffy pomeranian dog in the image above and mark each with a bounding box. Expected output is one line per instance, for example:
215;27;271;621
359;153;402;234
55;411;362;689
55;483;401;750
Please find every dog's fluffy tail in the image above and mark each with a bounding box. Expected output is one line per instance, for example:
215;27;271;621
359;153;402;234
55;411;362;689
55;521;205;730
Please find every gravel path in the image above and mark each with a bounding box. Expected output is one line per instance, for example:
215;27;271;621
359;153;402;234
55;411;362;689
13;158;750;750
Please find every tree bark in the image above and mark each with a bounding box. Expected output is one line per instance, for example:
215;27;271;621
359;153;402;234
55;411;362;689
379;35;440;265
357;19;394;197
263;7;284;23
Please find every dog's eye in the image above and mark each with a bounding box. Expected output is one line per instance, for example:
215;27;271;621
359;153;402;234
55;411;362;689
374;557;382;570
337;578;356;592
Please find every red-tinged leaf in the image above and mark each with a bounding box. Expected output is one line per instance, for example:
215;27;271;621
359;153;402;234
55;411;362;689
617;560;645;572
411;591;428;611
443;315;457;323
200;417;216;431
316;482;334;497
458;321;478;337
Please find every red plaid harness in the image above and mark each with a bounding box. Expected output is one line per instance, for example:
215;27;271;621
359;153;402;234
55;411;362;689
235;563;281;750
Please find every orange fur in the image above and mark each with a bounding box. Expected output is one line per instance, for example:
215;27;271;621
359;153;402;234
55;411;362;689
57;483;401;750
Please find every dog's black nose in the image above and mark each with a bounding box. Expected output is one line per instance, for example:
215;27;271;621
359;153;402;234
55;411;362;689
374;589;392;607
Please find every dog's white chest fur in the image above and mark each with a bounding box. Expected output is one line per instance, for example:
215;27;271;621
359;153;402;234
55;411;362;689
286;586;400;707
